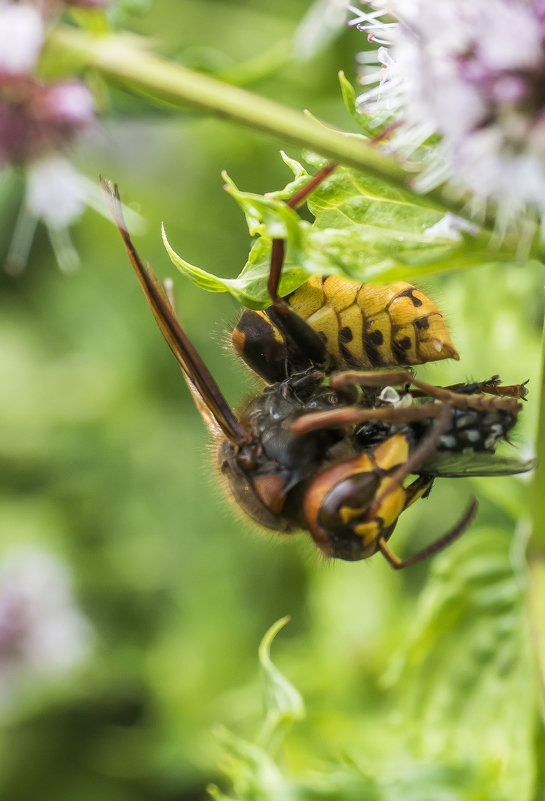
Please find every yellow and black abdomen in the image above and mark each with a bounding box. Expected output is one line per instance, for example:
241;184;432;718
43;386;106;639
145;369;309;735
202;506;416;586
290;276;459;367
232;275;459;383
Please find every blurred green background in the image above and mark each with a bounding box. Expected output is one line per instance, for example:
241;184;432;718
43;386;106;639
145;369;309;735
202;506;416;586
1;2;544;799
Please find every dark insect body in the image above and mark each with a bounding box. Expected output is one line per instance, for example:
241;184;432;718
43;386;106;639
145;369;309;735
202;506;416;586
353;381;518;455
102;166;532;569
284;367;526;563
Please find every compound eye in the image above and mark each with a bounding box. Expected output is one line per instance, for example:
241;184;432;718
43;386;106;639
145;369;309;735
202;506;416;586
318;472;380;532
303;456;382;558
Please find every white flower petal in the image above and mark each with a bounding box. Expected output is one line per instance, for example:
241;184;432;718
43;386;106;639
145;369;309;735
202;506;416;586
0;545;91;690
25;156;86;229
0;4;44;75
353;0;545;223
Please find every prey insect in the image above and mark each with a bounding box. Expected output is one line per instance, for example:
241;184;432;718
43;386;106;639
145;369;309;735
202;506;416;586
102;167;531;568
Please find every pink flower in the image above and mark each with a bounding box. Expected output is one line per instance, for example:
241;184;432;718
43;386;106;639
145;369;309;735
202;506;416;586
0;1;114;272
0;546;91;703
350;1;545;223
65;0;110;6
0;78;95;166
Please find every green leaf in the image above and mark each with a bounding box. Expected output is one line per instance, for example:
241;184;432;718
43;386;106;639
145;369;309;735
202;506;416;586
161;222;287;309
257;616;305;751
264;151;314;201
207;783;237;801
222;172;305;243
65;6;111;35
208;619;306;800
165;158;531;309
338;71;378;138
211;725;288;801
212;724;484;801
213;728;487;801
212;601;534;801
387;527;537;801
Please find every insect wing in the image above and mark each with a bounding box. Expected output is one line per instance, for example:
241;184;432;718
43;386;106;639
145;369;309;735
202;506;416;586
419;451;536;478
101;177;249;445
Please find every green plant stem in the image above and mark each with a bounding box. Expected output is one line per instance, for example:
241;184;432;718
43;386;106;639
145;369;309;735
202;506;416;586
45;26;521;255
529;315;545;725
47;28;403;182
528;312;545;793
531;316;545;551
